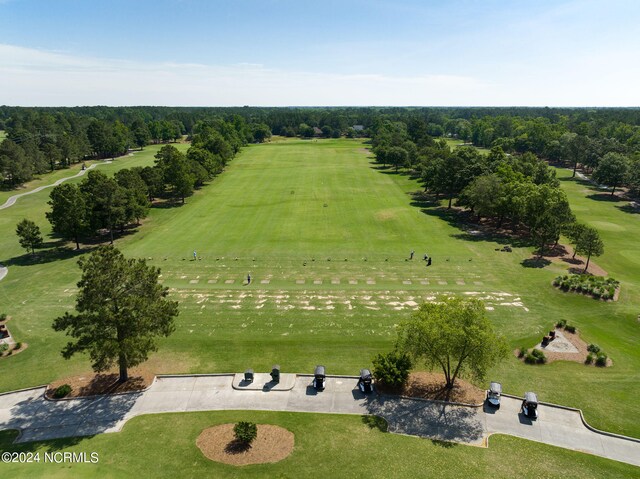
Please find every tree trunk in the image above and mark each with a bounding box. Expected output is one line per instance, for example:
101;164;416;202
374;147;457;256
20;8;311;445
572;248;577;260
611;185;616;197
74;233;80;250
572;161;577;178
583;253;591;274
109;227;114;245
118;357;128;383
447;195;453;209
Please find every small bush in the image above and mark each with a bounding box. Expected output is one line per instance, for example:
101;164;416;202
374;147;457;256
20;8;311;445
556;319;567;328
517;347;528;358
565;325;576;334
595;353;608;367
372;351;412;389
0;313;6;321
524;353;538;365
53;384;72;398
234;421;258;445
0;343;8;354
585;353;594;365
587;344;600;354
530;348;547;364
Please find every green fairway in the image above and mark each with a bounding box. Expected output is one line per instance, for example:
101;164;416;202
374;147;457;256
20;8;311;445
0;411;637;478
0;138;639;439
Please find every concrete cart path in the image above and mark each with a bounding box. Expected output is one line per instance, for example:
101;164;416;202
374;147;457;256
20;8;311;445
0;375;638;467
0;160;112;211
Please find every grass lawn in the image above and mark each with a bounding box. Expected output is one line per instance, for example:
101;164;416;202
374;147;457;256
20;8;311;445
0;411;637;478
0;138;639;441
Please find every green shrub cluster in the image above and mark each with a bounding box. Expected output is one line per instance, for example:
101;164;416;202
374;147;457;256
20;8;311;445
525;348;547;365
595;353;608;367
553;274;619;300
53;384;72;398
233;421;258;445
372;351;412;389
0;313;6;321
587;344;600;354
565;325;576;333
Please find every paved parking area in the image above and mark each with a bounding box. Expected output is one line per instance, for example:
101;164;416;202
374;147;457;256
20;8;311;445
0;375;638;467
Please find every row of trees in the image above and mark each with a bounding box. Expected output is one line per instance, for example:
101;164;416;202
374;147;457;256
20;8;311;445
370;122;606;259
0;110;269;189
42;118;246;249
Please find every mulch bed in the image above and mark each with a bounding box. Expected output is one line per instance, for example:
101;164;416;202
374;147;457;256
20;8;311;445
197;424;294;466
515;328;612;367
378;372;485;405
46;367;155;399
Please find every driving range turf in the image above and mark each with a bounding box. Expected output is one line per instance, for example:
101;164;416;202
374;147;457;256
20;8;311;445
0;138;639;473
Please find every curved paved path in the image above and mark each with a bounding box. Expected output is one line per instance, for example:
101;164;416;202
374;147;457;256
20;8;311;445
0;374;638;467
0;160;112;211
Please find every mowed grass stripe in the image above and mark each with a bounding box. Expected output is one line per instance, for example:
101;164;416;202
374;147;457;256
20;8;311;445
124;139;454;258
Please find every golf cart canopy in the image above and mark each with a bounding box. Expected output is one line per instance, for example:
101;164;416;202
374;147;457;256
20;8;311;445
524;392;538;405
489;382;502;395
360;369;372;380
314;365;326;378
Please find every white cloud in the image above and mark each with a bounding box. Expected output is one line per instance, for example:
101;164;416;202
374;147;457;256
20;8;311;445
0;44;487;106
0;43;638;106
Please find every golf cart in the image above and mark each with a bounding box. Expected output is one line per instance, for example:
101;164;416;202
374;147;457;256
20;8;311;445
521;392;539;419
313;365;326;391
486;381;502;407
358;369;374;394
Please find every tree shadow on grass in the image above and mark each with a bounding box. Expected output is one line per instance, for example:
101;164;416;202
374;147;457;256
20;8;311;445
423;207;533;248
151;199;184;209
3;246;83;267
521;258;551;268
361;415;388;432
586;193;619;202
0;429;93;452
616;203;640;215
431;439;457;448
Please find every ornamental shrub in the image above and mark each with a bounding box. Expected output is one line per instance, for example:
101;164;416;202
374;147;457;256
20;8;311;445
595;353;608;367
372;351;412;389
587;344;600;354
53;384;72;398
234;421;258;445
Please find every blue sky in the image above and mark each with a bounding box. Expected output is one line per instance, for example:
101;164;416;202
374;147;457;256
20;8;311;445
0;0;639;106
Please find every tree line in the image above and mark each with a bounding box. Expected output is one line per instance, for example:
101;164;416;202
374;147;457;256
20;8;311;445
3;106;640;194
371;120;605;262
0;110;271;189
14;118;246;254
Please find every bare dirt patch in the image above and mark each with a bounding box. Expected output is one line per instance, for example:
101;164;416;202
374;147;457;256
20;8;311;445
197;424;294;466
380;372;484;405
555;244;608;276
46;366;155;399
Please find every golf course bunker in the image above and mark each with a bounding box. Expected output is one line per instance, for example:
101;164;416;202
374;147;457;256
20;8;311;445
196;424;294;466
